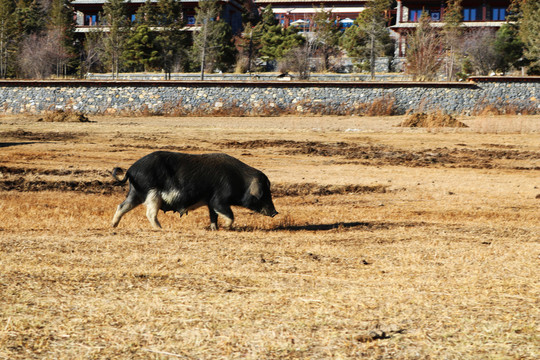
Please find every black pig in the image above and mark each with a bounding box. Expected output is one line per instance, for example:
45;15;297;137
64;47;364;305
111;151;278;229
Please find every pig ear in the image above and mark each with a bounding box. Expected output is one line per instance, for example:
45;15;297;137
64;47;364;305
249;178;263;199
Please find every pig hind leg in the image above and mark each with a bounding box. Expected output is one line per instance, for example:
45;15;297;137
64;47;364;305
112;190;143;227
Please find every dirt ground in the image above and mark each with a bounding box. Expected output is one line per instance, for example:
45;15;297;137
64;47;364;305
0;114;539;359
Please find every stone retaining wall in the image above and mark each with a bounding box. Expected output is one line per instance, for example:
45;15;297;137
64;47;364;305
0;77;538;115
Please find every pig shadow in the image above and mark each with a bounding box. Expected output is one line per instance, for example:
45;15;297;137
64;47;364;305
234;221;420;232
244;221;427;232
274;222;373;231
0;141;38;148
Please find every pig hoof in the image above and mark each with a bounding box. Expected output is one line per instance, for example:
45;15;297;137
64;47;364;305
210;223;218;231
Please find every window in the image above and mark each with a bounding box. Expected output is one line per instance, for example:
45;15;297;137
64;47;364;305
409;9;422;22
85;15;98;26
431;11;440;21
463;8;478;21
187;16;195;25
492;8;506;21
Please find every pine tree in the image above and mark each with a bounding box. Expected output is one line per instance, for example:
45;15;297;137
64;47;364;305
518;0;540;68
257;6;303;63
235;5;266;74
153;0;187;78
341;0;393;77
242;5;273;68
125;25;159;72
124;1;159;72
311;5;342;71
257;5;278;29
505;0;539;73
340;22;369;66
0;0;16;77
134;0;156;26
494;24;524;73
14;0;45;35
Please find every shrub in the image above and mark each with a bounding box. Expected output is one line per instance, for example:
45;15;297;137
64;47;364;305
39;109;90;123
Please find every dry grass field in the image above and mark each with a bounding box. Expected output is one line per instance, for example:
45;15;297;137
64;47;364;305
0;114;539;359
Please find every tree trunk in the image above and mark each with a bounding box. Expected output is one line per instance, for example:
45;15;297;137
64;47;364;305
370;33;376;80
200;19;208;81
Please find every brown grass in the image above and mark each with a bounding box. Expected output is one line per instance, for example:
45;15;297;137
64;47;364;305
0;114;539;359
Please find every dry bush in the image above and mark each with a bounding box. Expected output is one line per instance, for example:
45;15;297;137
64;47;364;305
207;100;249;117
472;100;537;116
39;109;90;123
252;102;288;117
234;54;250;74
162;100;190;117
361;97;396;116
398;111;468;128
474;104;502;116
132;104;162;117
290;97;396;117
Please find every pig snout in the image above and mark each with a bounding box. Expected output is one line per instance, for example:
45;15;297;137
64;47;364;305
261;206;278;217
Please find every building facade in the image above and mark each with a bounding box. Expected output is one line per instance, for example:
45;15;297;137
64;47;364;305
72;0;245;34
391;0;511;57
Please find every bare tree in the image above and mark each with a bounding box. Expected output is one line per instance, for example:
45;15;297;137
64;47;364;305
102;0;130;78
279;39;317;79
17;30;70;78
405;13;444;81
82;29;106;75
192;0;237;78
462;29;500;75
515;0;540;68
48;27;71;77
442;0;463;80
